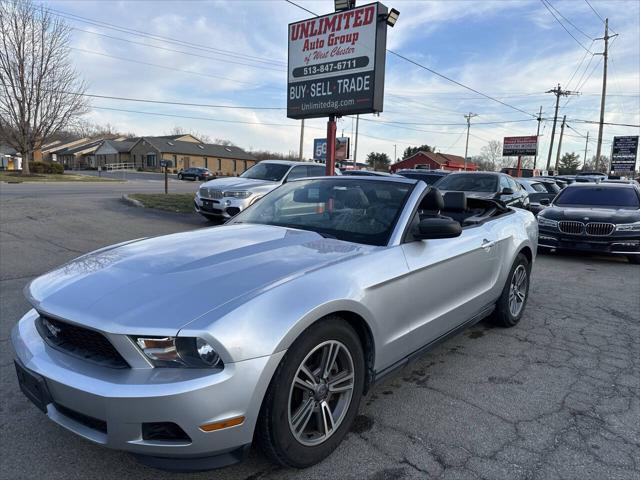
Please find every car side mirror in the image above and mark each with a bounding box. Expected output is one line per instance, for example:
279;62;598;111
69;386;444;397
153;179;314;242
500;187;514;195
540;198;550;206
414;218;462;240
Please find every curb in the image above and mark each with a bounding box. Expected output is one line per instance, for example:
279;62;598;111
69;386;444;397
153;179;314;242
121;194;144;208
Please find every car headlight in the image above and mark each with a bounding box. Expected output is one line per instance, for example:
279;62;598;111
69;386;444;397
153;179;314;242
537;216;558;228
133;336;222;368
616;221;640;232
223;190;251;199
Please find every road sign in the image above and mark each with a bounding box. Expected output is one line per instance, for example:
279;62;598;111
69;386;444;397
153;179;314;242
287;2;388;119
314;137;350;161
502;136;538;157
611;136;638;171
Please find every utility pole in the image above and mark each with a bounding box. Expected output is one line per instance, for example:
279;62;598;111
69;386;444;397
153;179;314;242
298;119;305;161
555;115;567;171
546;84;579;172
583;131;589;169
353;114;359;169
394;144;397;163
594;18;618;161
463;112;478;171
533;106;543;170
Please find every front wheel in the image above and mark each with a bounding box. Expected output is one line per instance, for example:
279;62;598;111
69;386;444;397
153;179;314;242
256;317;364;468
491;253;531;327
177;173;183;180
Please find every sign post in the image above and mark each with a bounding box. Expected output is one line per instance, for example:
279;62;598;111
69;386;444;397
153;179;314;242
610;136;638;173
288;2;391;175
503;136;538;177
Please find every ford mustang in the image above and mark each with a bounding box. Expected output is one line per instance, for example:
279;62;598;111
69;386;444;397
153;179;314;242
11;176;537;471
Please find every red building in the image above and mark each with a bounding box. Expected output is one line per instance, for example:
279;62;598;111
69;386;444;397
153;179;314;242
389;151;478;173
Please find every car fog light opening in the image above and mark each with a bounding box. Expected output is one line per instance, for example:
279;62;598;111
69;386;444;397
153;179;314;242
133;336;222;368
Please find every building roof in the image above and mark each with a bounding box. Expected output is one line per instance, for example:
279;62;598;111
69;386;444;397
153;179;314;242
394;151;478;170
137;137;257;161
0;143;18;156
56;139;105;156
97;139;137;153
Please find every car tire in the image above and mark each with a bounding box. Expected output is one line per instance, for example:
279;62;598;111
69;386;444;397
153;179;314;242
628;255;640;265
491;253;531;328
177;174;183;180
256;317;365;468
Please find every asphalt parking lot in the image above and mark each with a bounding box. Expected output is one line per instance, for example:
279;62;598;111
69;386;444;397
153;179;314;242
1;182;639;480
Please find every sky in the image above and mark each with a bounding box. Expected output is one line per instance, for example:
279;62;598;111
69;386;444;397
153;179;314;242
41;0;640;167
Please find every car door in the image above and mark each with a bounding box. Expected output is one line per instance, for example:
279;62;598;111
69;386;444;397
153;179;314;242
509;177;529;208
394;217;505;361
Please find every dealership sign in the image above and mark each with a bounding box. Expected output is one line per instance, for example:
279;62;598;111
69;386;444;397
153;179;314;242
502;136;538;157
314;137;350;161
611;136;638;171
287;2;388;119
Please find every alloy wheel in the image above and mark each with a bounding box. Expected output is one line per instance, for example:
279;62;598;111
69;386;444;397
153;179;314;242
508;264;528;317
288;340;355;446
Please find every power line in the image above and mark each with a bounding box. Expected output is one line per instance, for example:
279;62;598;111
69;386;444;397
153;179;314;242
69;27;286;72
54;91;287;110
544;0;594;40
584;0;606;24
70;47;278;88
352;116;536;127
540;0;592;53
284;0;317;17
39;3;287;67
569;119;640;128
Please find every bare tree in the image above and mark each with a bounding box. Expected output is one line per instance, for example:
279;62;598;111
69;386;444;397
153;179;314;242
0;0;88;175
479;140;503;171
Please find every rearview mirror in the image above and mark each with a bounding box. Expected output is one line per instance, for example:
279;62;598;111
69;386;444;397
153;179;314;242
500;187;514;195
414;218;462;240
540;198;550;206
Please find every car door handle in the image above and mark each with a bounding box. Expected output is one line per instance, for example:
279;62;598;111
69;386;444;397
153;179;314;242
481;239;496;250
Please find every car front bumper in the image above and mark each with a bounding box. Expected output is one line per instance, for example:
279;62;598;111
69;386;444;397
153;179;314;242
11;309;284;468
538;227;640;255
194;194;254;219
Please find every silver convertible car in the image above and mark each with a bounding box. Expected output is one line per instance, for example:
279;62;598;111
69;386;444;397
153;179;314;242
12;176;537;471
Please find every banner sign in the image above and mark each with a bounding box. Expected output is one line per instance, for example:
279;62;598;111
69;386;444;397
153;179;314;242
287;2;388;119
313;137;350;161
611;136;638;171
502;136;538;157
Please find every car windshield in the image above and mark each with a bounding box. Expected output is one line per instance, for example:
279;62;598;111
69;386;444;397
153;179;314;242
228;178;413;246
240;162;290;181
554;187;640;208
434;174;498;192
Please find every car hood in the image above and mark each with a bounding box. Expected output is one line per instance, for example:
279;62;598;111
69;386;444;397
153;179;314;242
540;206;640;223
200;177;279;190
27;225;373;335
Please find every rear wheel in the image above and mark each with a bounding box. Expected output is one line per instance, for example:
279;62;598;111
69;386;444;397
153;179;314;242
628;255;640;265
256;317;364;468
177;173;183;180
491;253;531;328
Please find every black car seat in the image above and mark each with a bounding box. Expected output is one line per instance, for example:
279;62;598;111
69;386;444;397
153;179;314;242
442;192;468;224
418;188;444;218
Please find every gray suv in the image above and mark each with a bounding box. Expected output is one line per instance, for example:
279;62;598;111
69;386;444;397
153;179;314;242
194;160;335;220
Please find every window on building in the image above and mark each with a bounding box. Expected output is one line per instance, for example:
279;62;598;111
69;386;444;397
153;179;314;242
204;157;208;169
243;160;247;171
233;160;237;172
217;158;222;171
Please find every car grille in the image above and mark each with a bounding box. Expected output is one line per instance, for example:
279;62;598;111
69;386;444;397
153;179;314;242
199;187;223;199
558;221;583;234
585;222;615;236
36;315;129;369
558;221;615;236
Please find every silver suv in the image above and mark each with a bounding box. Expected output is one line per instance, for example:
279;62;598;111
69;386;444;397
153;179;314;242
194;160;335;220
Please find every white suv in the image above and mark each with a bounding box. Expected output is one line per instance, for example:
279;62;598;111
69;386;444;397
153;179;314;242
195;160;335;220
